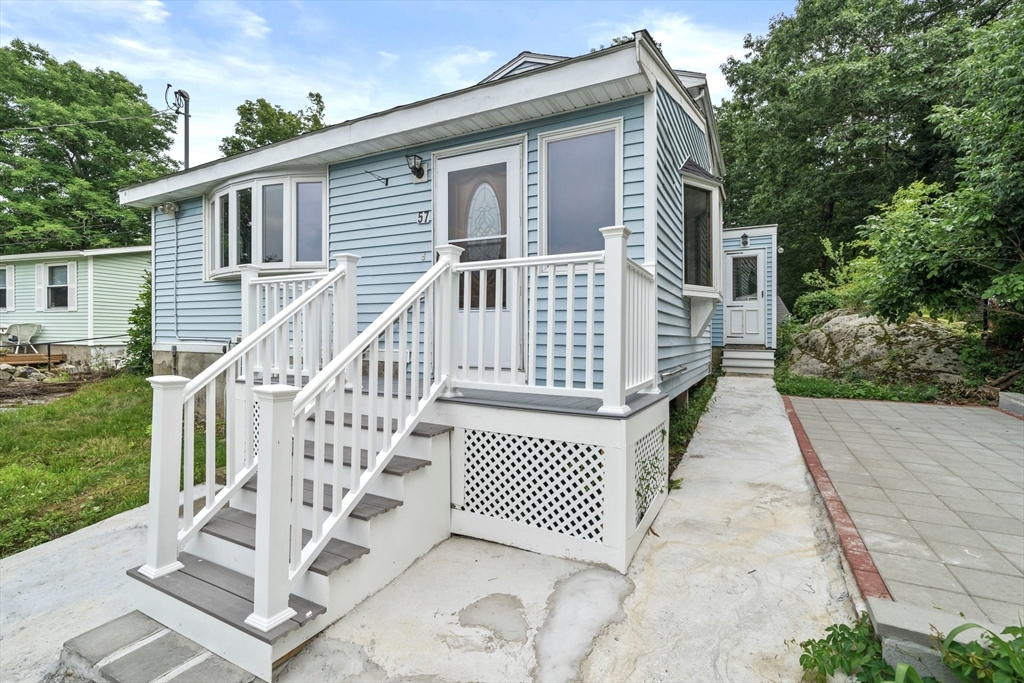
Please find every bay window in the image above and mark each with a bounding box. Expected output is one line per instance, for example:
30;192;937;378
208;174;326;277
681;174;723;298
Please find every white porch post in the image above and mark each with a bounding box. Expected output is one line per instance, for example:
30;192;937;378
239;264;261;339
139;375;189;579
245;384;299;632
599;226;631;416
435;245;464;397
332;254;360;387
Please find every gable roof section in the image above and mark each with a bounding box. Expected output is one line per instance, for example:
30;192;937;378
479;51;569;83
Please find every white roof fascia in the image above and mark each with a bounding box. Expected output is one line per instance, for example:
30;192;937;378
0;245;151;262
120;45;645;208
632;34;707;132
724;224;778;238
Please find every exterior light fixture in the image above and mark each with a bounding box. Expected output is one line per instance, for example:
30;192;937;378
405;154;425;179
741;233;749;247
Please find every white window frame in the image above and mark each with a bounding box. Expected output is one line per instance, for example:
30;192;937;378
206;171;328;279
538;118;624;256
681;173;723;300
0;265;13;312
35;261;77;311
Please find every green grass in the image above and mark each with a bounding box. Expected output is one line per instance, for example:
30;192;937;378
775;370;940;403
0;374;224;558
667;372;720;473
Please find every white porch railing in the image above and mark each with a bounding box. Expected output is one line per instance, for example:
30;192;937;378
243;246;462;629
138;254;358;580
449;225;657;409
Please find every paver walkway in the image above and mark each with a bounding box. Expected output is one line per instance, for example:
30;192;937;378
789;398;1024;626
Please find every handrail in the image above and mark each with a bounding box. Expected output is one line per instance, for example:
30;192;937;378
294;258;449;411
183;263;346;400
453;250;604;271
625;257;656;282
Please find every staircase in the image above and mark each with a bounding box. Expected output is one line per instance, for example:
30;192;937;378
128;251;462;681
722;346;775;375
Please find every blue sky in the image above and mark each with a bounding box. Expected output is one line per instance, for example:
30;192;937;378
0;1;795;166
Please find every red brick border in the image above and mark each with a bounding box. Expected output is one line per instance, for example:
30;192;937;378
990;406;1024;422
782;396;893;601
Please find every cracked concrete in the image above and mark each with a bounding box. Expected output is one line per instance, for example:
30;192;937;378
458;594;529;644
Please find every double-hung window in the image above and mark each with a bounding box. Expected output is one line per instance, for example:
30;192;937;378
539;119;622;255
33;262;77;311
0;266;12;311
208;174;327;277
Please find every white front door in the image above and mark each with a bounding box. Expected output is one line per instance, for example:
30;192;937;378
724;250;765;345
435;145;522;375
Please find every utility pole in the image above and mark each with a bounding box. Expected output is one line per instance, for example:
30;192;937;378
165;85;191;169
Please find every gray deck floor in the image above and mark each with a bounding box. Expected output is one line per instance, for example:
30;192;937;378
789;397;1024;626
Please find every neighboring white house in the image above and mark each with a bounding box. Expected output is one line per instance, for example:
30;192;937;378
0;246;150;364
117;32;731;680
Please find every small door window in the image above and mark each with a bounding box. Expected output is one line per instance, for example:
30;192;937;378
732;256;758;301
448;163;508;309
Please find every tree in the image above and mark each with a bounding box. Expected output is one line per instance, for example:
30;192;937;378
219;93;325;157
124;270;153;375
0;40;178;254
860;5;1024;323
717;0;1009;305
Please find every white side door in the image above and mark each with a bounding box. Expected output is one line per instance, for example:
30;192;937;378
435;145;522;377
724;250;765;345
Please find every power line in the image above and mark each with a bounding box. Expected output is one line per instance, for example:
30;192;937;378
0;108;176;134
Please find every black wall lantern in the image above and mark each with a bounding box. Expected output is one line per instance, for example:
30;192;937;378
741;233;749;247
405;154;425;179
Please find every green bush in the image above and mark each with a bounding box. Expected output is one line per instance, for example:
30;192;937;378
793;289;843;322
124;271;153;375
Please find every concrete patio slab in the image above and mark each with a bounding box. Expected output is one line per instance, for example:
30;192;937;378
788;398;1023;628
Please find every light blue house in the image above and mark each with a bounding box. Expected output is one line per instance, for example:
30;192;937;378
118;32;731;679
710;224;779;374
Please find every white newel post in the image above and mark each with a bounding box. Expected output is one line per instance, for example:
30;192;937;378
246;384;300;632
140;376;189;579
239;264;261;338
435;245;464;397
599;226;631;415
333;254;360;387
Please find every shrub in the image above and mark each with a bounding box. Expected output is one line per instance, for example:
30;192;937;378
793;289;842;322
124;271;153;375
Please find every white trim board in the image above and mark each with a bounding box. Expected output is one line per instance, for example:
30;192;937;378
0;245;151;263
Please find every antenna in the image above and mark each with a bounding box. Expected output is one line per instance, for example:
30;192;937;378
165;84;191;169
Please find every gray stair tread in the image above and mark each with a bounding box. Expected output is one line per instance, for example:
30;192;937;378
202;508;368;576
243;474;402;520
302;440;429;475
176;552;324;625
126;562;316;645
314;411;452;438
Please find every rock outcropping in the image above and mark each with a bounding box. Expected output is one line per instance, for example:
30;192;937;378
788;310;968;385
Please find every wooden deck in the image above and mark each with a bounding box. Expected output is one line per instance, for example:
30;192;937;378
0;353;66;367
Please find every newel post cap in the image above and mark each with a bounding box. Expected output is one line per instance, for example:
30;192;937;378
147;375;190;390
599;225;631;240
435;244;465;262
251;384;301;403
332;253;361;267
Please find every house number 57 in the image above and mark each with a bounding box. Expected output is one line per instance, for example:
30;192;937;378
417;211;431;224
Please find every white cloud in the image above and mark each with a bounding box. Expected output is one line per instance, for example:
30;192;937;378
197;1;270;39
424;48;495;90
378;51;398;69
589;11;745;105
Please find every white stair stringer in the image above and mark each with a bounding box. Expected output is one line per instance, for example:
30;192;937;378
128;421;452;681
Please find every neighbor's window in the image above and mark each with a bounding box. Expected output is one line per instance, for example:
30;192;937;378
543;123;619;255
684;185;712;288
209;175;326;276
0;266;10;311
48;264;69;308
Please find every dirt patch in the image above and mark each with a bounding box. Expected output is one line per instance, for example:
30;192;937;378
0;381;83;410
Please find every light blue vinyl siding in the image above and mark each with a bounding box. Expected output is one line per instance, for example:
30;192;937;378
153;197;240;344
711;232;776;348
655;85;715;399
328;98;643;387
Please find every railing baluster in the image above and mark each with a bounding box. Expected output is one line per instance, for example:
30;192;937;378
545;266;555;387
383;324;393;452
350;354;362;493
476;270;485;383
509;266;519;386
566;263;575;389
183;396;195;529
313;395;326;540
398;308;408;428
461;270;470;381
368;337;378;469
205;382;216;510
528;265;538;387
225;366;236;483
410;292;420;406
493;267;502;382
586;262;595;390
290;406;302;570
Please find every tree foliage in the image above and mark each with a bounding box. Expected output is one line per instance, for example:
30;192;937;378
717;0;1009;304
860;4;1024;323
219;92;325;157
124;270;153;375
0;40;177;254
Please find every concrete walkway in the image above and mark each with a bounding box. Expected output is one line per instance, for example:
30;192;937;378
788;398;1024;627
4;377;853;682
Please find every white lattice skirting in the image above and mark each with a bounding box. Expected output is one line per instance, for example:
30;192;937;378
461;429;605;542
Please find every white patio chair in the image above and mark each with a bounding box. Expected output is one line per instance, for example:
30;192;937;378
6;323;41;354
